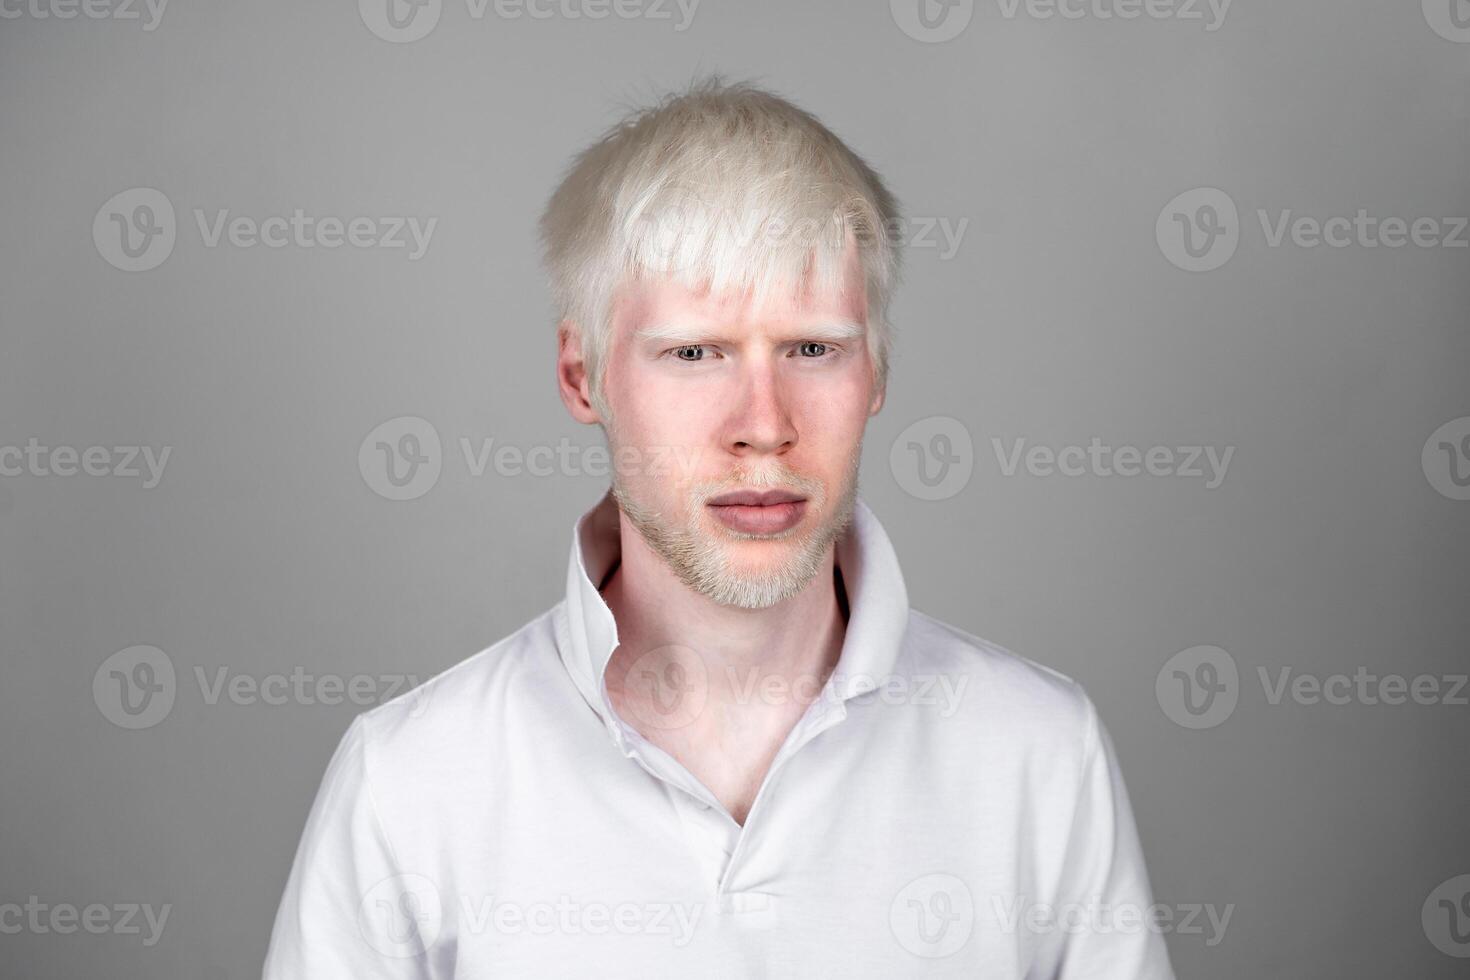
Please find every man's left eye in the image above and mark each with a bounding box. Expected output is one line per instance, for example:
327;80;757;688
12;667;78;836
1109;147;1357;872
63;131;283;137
797;342;831;358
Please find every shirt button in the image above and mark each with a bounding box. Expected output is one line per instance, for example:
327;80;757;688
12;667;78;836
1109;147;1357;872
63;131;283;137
717;891;776;918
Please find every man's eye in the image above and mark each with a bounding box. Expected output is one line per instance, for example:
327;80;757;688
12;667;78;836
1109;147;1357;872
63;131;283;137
672;345;707;361
797;342;831;358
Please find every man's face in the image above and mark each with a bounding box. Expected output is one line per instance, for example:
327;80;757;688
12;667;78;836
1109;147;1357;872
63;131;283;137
597;246;883;610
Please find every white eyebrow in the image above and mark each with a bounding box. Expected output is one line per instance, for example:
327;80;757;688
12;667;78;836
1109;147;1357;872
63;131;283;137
633;320;866;344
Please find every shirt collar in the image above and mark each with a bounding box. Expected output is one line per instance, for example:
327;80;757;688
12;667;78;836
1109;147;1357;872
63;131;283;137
554;489;911;727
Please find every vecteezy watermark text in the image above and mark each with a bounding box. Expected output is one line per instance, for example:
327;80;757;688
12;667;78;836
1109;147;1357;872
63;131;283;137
358;0;701;43
888;418;1235;501
890;0;1230;44
1158;187;1469;272
94;188;437;272
888;873;1230;960
0;0;168;29
0;440;170;488
614;643;973;733
995;0;1230;30
988;896;1233;946
991;437;1234;489
358;416;707;501
356;874;704;958
0;898;170;947
1157;645;1469;728
93;645;429;730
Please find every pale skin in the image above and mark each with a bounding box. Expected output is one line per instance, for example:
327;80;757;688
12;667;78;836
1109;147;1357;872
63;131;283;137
554;245;884;826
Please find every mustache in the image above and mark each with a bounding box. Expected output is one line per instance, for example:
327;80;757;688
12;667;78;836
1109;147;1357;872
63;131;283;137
691;464;826;504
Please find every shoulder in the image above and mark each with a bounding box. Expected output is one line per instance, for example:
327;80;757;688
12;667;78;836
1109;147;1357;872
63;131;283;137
345;605;568;774
895;608;1100;753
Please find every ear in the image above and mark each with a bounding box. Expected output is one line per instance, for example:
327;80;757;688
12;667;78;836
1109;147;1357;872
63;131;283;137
866;348;887;416
867;378;886;417
556;321;602;424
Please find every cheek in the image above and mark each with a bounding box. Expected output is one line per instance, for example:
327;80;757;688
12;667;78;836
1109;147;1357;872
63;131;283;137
609;374;721;463
796;369;872;436
790;394;870;483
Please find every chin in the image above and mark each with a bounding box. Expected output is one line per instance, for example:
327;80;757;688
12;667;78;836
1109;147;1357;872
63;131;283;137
718;536;803;569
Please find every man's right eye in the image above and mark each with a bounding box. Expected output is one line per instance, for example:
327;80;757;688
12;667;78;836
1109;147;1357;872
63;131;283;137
671;345;708;361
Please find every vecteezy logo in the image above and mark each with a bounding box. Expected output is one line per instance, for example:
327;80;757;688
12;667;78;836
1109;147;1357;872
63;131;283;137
890;0;974;42
890;873;974;958
1156;187;1239;272
359;417;442;501
1422;417;1470;501
1422;874;1470;957
1156;645;1239;729
890;416;974;501
93;188;176;272
359;0;442;42
1423;0;1470;42
622;183;714;278
358;873;444;958
620;644;709;732
93;645;177;729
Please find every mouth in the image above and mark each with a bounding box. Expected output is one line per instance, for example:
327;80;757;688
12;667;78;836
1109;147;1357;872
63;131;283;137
705;489;809;535
706;489;807;507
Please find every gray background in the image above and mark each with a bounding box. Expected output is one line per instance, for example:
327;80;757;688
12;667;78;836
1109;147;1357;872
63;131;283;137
2;0;1468;976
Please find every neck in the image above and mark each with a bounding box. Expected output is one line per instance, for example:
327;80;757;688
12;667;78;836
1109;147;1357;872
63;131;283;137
601;507;848;722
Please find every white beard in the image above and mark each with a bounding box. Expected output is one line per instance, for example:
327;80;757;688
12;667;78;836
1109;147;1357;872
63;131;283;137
610;446;861;610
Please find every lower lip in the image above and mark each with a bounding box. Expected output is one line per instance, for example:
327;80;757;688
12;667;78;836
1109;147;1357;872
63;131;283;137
707;500;808;535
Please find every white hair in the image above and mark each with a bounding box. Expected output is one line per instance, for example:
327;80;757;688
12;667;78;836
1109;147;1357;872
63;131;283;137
538;76;904;421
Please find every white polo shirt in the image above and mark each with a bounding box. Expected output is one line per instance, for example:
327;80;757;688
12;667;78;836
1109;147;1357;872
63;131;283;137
262;492;1176;978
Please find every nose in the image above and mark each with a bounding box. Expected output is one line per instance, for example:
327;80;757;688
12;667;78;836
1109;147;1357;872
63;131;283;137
723;359;797;459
